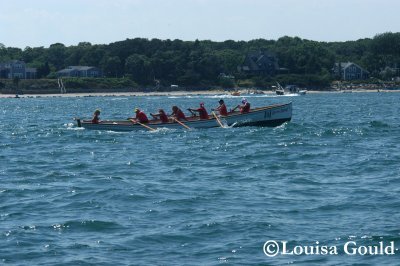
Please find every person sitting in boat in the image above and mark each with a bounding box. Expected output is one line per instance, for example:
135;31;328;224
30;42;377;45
150;109;169;123
131;108;149;123
212;99;228;116
234;98;251;113
171;106;187;121
92;109;101;124
188;102;209;119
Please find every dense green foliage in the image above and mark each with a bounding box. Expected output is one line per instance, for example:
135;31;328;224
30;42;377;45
1;32;399;89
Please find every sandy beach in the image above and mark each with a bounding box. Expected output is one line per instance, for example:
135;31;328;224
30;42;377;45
0;88;398;99
0;90;228;99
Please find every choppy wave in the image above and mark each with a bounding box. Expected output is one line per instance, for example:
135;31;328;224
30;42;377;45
0;92;399;264
168;93;300;99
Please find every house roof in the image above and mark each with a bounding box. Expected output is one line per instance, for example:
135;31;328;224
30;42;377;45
9;60;24;64
242;50;279;71
248;50;276;59
335;62;352;69
57;69;78;74
68;66;96;71
58;66;99;73
335;62;369;73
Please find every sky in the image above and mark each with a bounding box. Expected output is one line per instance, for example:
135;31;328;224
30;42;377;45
1;0;399;48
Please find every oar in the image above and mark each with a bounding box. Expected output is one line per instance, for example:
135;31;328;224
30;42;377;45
73;117;82;127
212;111;224;128
231;105;240;112
187;108;196;117
173;118;191;130
129;119;156;131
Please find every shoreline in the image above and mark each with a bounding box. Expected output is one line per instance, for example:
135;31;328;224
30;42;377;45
0;89;398;99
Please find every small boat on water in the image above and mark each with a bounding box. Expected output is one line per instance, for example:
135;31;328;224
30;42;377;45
231;91;241;96
75;102;292;131
275;82;285;95
285;85;307;95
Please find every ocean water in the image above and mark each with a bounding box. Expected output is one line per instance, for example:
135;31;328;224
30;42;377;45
1;92;399;265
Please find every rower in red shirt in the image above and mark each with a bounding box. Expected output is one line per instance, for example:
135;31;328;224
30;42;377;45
151;109;169;123
131;108;149;123
91;109;101;124
212;99;228;116
188;102;209;119
234;98;251;113
171;106;187;121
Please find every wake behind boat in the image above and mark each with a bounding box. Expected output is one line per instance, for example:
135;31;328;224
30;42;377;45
75;102;292;131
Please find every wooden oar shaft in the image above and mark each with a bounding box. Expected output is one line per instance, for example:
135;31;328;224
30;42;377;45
173;118;191;129
231;105;240;112
129;119;156;131
212;111;224;128
187;108;196;116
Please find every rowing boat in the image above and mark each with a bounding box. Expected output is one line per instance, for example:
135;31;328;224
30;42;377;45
75;102;292;131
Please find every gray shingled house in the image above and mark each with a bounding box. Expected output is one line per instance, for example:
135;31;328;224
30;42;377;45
0;60;37;79
238;50;281;76
333;62;369;80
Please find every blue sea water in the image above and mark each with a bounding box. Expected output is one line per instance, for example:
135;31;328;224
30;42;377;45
0;92;399;265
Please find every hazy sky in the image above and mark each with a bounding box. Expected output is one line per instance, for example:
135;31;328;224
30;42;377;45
1;0;399;48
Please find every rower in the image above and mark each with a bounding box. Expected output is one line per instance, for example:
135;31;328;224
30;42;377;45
188;102;209;119
151;109;169;123
92;109;101;124
212;99;228;116
171;106;187;121
233;98;251;113
131;108;149;123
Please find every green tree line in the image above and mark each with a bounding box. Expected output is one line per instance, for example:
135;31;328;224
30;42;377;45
1;32;399;88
